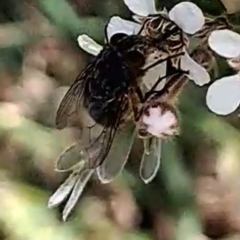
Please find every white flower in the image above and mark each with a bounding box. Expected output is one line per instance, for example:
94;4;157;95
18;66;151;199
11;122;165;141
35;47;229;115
139;102;178;138
142;105;178;138
206;29;240;115
208;29;240;58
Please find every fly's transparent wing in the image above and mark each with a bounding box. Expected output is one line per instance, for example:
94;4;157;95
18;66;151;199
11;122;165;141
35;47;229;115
62;168;94;221
96;122;136;184
139;138;162;184
48;167;81;208
55;142;86;172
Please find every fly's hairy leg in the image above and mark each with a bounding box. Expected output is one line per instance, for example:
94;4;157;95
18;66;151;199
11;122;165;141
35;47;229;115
143;51;185;71
129;88;143;122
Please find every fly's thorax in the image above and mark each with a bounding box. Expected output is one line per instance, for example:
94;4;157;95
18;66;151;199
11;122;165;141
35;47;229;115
88;49;133;99
137;99;179;139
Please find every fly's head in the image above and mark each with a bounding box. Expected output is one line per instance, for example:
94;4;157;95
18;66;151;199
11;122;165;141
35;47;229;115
109;33;129;48
109;34;147;77
137;99;179;139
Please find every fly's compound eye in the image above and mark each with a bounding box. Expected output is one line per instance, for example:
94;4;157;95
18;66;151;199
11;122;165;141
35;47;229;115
110;33;128;47
124;50;145;68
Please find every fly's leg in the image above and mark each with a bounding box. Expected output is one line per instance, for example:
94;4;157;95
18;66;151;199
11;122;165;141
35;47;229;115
143;68;189;101
135;86;144;103
129;88;143;122
143;51;185;72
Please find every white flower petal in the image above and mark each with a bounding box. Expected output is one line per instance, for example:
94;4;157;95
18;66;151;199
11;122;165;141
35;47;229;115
206;74;240;115
208;30;240;58
181;52;210;86
123;0;157;16
169;2;204;34
77;34;103;56
107;16;141;40
132;15;145;23
143;61;167;91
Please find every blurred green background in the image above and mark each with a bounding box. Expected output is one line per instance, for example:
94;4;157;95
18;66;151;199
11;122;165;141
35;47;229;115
1;0;240;240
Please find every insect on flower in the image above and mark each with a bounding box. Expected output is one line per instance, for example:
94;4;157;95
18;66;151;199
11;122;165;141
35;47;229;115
56;30;184;168
48;21;185;221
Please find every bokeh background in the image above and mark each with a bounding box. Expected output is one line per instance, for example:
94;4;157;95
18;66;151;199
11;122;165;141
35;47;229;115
1;0;240;240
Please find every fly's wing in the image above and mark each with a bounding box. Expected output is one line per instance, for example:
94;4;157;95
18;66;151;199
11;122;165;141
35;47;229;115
55;49;131;170
56;63;93;130
48;164;94;221
48;167;82;208
62;168;94;221
55;142;85;172
139;137;162;184
82;95;129;168
96;122;136;184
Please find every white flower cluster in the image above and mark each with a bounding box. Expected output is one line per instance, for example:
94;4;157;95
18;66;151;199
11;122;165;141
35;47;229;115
207;29;240;115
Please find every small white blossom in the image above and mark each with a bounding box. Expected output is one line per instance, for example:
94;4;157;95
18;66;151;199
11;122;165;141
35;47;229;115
208;29;240;58
142;106;177;138
139;102;178;138
206;29;240;115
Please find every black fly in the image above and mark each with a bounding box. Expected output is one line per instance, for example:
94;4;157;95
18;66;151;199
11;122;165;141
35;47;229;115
55;27;183;169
